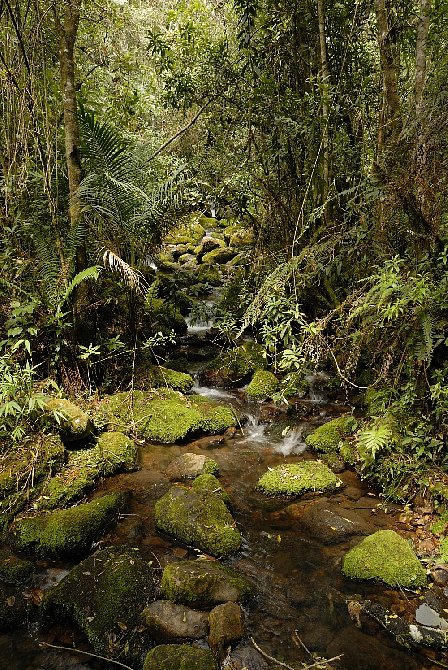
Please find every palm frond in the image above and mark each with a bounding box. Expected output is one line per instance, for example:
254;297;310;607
103;249;150;295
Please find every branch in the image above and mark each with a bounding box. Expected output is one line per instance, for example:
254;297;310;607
38;642;133;670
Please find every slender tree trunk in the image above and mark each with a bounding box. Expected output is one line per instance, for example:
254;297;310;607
375;0;402;146
55;0;90;343
317;0;331;224
415;0;431;116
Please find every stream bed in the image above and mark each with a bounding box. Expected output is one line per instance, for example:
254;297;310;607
0;382;444;670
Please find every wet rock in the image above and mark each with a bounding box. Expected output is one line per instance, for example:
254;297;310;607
143;644;218;670
166;453;218;481
187;435;226;449
296;501;374;544
208;601;245;653
225;642;269;670
44;547;156;663
257;461;342;497
42;397;94;443
37;432;138;509
134;364;194;394
155;478;242;557
143;600;209;641
10;493;123;559
202;247;237;265
0;548;33;584
432;564;448;587
97;389;237;444
246;370;279;400
196;236;226;261
161;560;253;608
0;582;32;632
342;530;427;588
415;603;448;629
305;415;357;453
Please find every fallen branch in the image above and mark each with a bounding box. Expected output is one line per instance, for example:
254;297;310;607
251;636;343;670
38;641;133;670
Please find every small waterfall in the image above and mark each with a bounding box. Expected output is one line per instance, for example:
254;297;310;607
274;426;307;456
241;412;267;442
305;371;330;403
192;384;234;400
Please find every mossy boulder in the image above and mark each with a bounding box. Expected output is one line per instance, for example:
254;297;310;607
135;364;194;394
165;219;206;246
342;530;427;588
97;390;237;444
44;547;156;662
37;431;138;509
0;549;33;584
155;480;241;557
0;434;65;502
257;461;342;497
9;493;123;559
201;247;237;265
246;370;279;400
195;265;221;286
143;644;218;670
192;474;228;503
145;297;187;335
305;415;357;454
201;342;267;388
161;560;253;608
196;237;225;262
42;397;94;443
166;454;219;481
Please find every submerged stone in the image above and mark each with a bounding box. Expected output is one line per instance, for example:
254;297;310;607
166;453;219;481
246;370;279;400
294;501;373;545
37;432;138;509
305;415;357;453
143;600;209;642
10;493;123;559
143;644;218;670
161;560;253;609
42;397;94;443
44;547;156;662
97;389;236;444
342;529;427;588
257;461;342;496
155;480;241;557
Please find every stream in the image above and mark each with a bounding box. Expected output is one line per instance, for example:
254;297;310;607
1;371;442;670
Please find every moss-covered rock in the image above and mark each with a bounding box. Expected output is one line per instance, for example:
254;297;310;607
195;265;222;286
165;218;206;246
342;529;427;588
192;473;228;502
42;397;94;443
10;493;123;559
37;432;138;509
305;415;357;453
143;644;218;670
155;480;241;557
280;372;310;399
201;247;237;265
135;364;194;394
208;601;245;652
0;434;65;502
44;547;156;662
201;342;267;388
97;390;237;444
257;461;342;497
161;560;253;608
145;297;187;335
0;549;34;584
246;370;279;400
166;454;219;481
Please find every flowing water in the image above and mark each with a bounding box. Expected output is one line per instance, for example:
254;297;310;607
0;382;443;670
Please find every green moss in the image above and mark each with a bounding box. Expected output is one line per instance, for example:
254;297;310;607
44;547;155;662
155;483;242;557
257;461;342;496
339;440;359;466
305;416;357;454
439;536;448;562
146;297;187;335
10;493;123;559
201;247;236;265
97;390;236;444
192;473;228;502
42;397;94;442
196;265;221;286
246;370;279;400
0;434;65;502
342;530;427;588
37;431;138;509
0;549;34;584
161;560;253;608
280;372;309;399
165;218;206;245
204;342;267;387
144;644;218;670
135;364;194;394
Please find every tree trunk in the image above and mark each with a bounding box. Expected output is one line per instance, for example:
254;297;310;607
375;0;402;146
317;0;331;224
415;0;431;116
55;0;90;343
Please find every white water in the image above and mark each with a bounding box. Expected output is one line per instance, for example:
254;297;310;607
192;384;234;400
274;427;307;456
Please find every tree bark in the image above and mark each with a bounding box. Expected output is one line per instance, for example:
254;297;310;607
415;0;431;115
375;0;402;146
317;0;331;224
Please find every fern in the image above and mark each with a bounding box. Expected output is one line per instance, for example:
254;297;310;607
357;423;393;466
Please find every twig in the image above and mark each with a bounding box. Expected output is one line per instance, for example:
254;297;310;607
250;637;296;670
301;656;343;670
147;99;213;161
293;630;312;656
38;641;133;670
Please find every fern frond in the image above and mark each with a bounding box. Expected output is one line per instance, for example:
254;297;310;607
103;250;150;295
357;423;393;466
60;266;102;309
